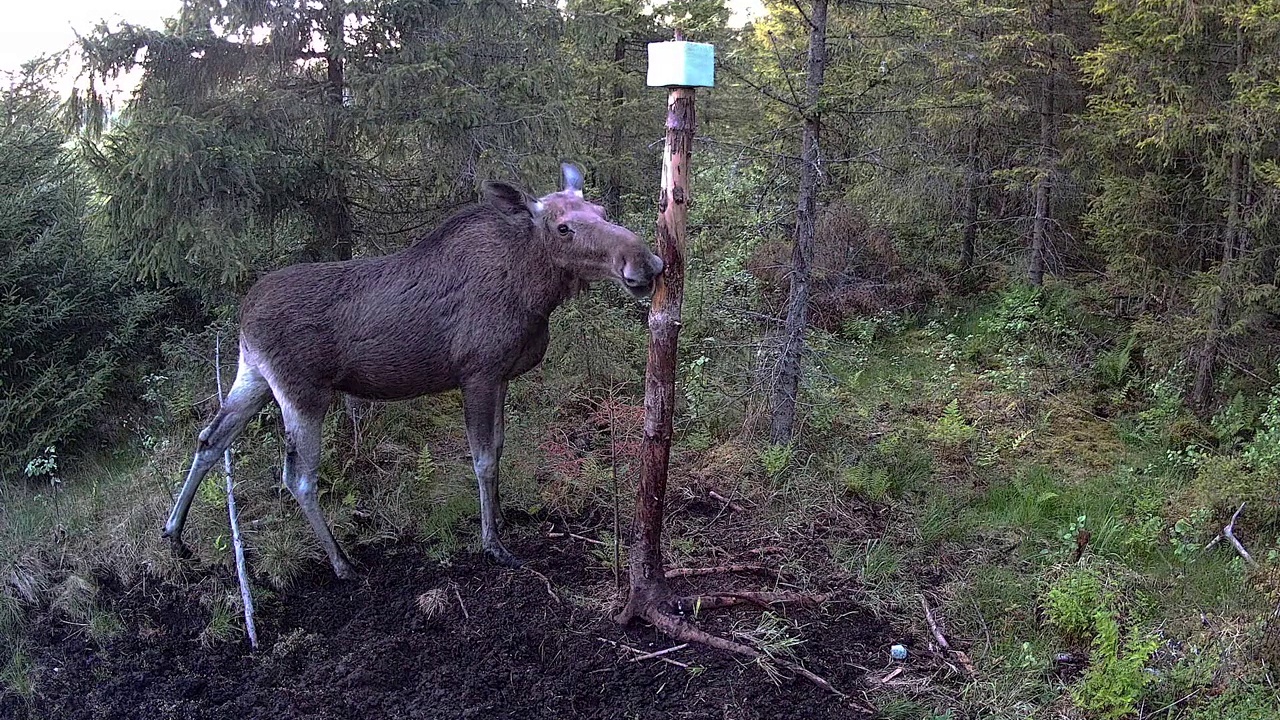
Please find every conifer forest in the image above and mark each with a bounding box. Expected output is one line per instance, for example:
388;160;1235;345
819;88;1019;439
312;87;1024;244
2;0;1280;717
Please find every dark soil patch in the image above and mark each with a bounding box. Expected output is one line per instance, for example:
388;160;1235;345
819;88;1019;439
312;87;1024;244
3;540;892;720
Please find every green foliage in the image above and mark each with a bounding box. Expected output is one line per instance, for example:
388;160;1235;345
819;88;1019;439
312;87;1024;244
978;286;1079;357
415;444;438;484
199;599;238;648
1072;612;1158;719
1;644;34;697
0;64;173;476
254;521;322;590
757;443;794;482
929;399;977;454
843;462;891;502
419;494;481;560
1243;370;1280;472
1187;686;1280;720
1095;336;1137;389
1043;568;1107;642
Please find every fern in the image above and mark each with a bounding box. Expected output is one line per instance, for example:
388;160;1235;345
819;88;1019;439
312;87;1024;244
1073;611;1157;719
930;399;977;450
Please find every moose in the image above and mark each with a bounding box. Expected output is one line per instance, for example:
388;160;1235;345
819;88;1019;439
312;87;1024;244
162;163;664;576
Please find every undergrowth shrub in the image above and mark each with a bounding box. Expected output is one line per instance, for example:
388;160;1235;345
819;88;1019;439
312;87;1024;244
1042;567;1107;643
976;285;1081;361
929;399;977;460
843;432;932;502
1073;611;1158;719
0;80;176;476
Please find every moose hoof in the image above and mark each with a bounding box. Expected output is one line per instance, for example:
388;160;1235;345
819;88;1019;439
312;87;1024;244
484;545;523;569
164;533;193;560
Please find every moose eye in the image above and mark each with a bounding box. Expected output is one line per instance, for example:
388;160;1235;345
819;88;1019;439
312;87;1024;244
557;223;572;237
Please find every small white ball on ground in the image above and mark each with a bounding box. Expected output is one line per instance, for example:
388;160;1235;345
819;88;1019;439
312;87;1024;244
890;644;908;660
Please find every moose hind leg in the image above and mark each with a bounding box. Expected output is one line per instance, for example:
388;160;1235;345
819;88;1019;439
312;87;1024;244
491;380;509;536
163;355;271;554
279;394;355;580
464;379;519;567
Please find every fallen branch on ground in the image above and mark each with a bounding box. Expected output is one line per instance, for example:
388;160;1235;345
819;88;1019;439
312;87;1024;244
523;566;561;604
452;582;470;620
708;489;746;513
547;531;608;546
922;596;973;676
628;643;689;663
645;608;841;695
665;564;772;579
877;667;904;684
598;637;690;669
677;591;826;614
1223;502;1259;569
216;334;258;651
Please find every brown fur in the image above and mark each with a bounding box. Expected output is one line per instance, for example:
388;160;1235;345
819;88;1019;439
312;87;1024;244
164;165;661;575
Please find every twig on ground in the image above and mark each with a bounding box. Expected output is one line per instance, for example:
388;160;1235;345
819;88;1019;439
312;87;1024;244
598;636;643;656
708;489;746;513
216;333;258;651
452;582;470;620
746;546;787;556
598;637;690;669
524;566;561;604
922;596;974;676
878;667;904;683
1147;689;1200;717
547;531;608;546
921;596;951;651
1223;502;1259;569
665;564;773;579
628;643;689;664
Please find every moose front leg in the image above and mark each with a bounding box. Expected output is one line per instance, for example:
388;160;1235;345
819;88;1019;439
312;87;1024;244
463;378;519;567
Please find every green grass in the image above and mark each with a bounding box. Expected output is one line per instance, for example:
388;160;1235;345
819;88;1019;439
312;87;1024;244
1;644;35;697
809;296;1279;719
4;291;1279;720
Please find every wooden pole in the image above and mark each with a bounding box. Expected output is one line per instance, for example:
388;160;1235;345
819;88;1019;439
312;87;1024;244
618;85;695;622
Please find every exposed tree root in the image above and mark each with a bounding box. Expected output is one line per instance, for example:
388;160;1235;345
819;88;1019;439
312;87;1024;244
675;591;826;614
664;564;773;579
642;607;842;695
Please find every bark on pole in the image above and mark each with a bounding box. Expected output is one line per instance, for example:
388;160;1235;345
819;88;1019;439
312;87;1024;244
617;84;695;623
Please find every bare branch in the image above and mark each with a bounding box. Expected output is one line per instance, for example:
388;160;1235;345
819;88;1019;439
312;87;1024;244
1223;502;1258;568
217;333;258;651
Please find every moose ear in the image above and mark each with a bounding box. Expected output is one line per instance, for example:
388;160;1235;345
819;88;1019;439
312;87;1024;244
484;181;537;218
561;162;584;197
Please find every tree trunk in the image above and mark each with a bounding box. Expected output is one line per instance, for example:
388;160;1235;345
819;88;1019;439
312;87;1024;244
316;1;354;262
1191;153;1245;410
617;86;695;623
959;127;981;273
769;0;829;445
1027;0;1054;287
1190;23;1249;411
604;36;627;220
